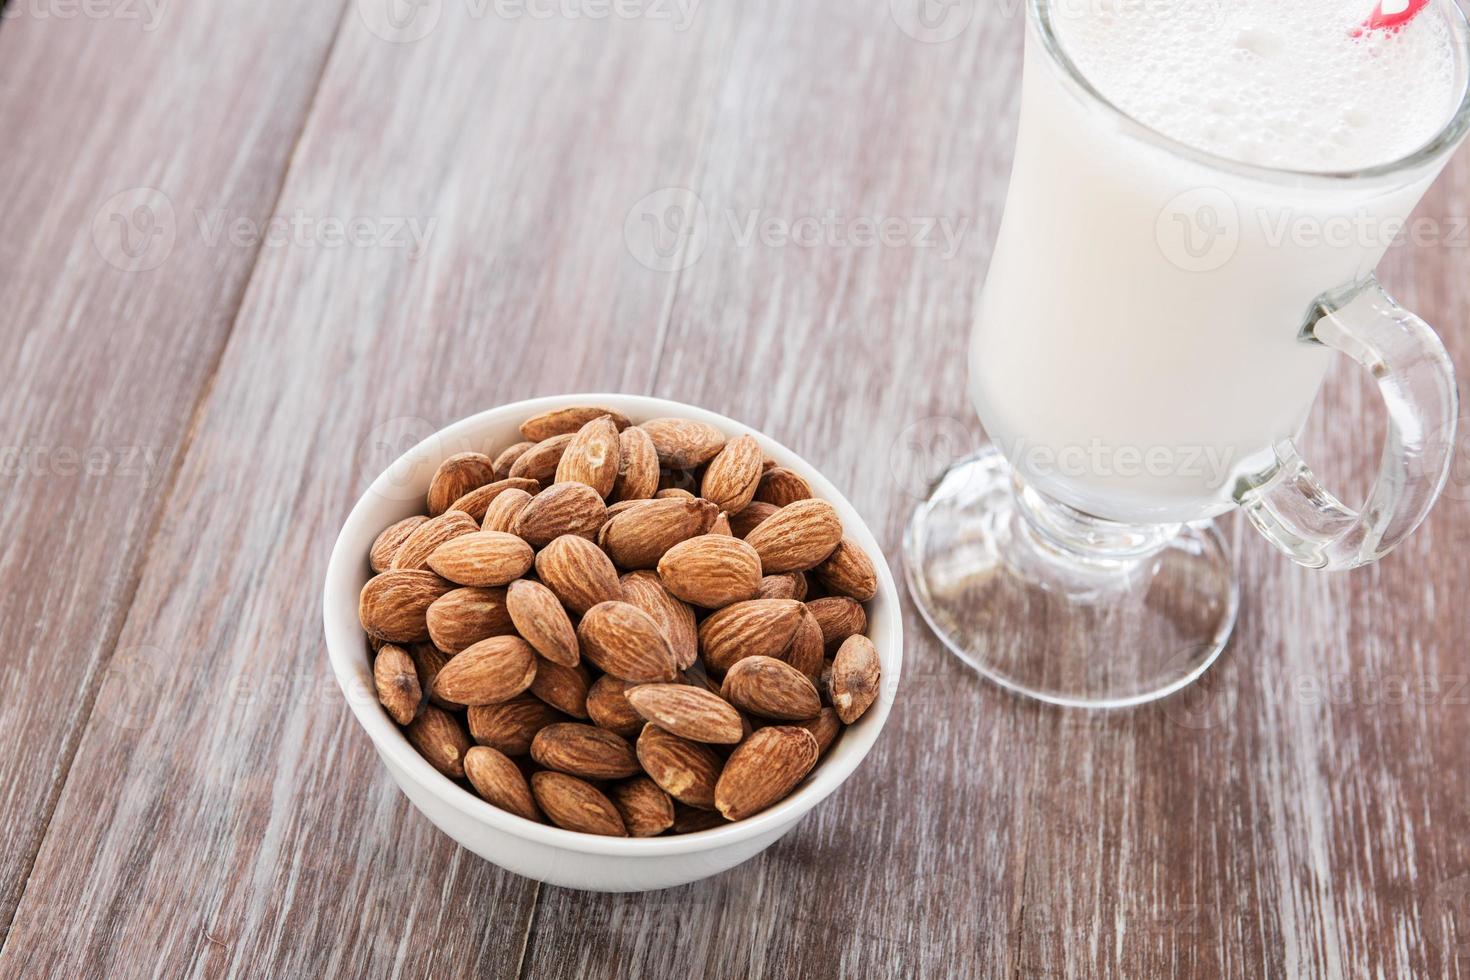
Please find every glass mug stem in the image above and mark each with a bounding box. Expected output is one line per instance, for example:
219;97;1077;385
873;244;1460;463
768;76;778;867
1236;277;1459;570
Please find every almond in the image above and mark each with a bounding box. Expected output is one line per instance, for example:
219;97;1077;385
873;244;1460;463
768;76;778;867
465;746;541;822
447;477;540;522
511;481;607;547
656;486;696;500
619;570;698;669
672;804;730;834
531;723;640;779
390;510;479;571
808;596;867;648
370;516;427;573
535;535;623;615
639;417;726;469
505;579;578;666
714;726;818;820
585;675;644;737
528;658;592;718
813;537;879;602
625;684;744;744
425;531;534;587
407;642;461;710
791;707;841;756
700;434;763;513
830;634;881;723
481;487;533;533
754;466;813;507
611;425;659;501
426;586;514;654
599;497;717;569
728;500;779;538
492;441;535;479
555;416;621;498
744;499;844;573
721;656;822;721
432;635;538;705
709;512;733;536
521;406;632;442
610;777;674;837
657;535;762;608
359;569;453;642
427;452;498;516
405;706;472;779
697;599;804;674
781;606;825;679
508;432;574;481
757;572;808;601
467;696;566;754
635;723;723;809
530;771;627;836
373;644;421;724
577;601;679;682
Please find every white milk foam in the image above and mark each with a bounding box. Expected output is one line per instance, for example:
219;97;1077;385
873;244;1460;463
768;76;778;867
1053;0;1460;170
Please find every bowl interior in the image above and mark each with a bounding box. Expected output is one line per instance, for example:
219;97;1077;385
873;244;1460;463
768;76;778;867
324;393;903;855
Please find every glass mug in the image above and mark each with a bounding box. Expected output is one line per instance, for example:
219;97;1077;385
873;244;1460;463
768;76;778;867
905;0;1470;707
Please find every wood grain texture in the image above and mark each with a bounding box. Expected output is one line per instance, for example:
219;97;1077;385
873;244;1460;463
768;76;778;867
0;0;344;940
3;1;1470;977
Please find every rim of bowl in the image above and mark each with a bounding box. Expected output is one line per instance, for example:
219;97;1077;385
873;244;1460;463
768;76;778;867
323;393;904;856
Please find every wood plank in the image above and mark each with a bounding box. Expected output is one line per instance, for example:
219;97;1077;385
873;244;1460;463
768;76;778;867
0;0;345;939
0;9;737;977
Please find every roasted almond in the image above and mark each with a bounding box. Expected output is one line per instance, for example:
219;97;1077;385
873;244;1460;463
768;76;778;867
520;405;632;442
373;644;422;724
555;415;621;498
599;497;717;569
699;434;763;513
697;598;804;674
714;726;818;820
535;535;623;615
577;601;679;682
492;440;535;479
505;578;578;666
481;487;533;533
425;531;534;587
781;606;825;679
611;777;675;837
672;804;730;834
611;425;660;502
743;499;844;573
432;635;538;705
427;452;498;516
447;477;540;522
636;723;723;809
585;675;644;737
729;500;779;538
709;512;732;536
754;466;813;507
405;706;472;779
528;658;592;719
625;684;744;744
639;417;726;469
426;586;514;654
657;535;762;608
721;656;822;721
508;432;574;482
511;481;607;547
530;771;627;836
655;486;696;500
370;516;427;573
619;570;698;669
465;745;541;822
407;642;461;710
791;706;842;756
390;510;479;571
531;722;641;779
359;569;453;643
757;571;808;601
808;596;868;648
813;537;879;602
467;696;566;755
830;634;881;723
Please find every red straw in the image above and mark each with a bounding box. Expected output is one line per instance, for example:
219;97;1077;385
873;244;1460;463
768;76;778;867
1354;0;1431;36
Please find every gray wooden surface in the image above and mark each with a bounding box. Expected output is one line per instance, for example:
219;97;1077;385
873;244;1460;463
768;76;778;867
1;2;1468;977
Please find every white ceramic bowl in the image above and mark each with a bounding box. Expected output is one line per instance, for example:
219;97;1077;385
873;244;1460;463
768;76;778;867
323;394;902;892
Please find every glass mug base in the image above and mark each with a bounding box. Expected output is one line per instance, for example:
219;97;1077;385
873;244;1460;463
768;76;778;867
903;446;1239;709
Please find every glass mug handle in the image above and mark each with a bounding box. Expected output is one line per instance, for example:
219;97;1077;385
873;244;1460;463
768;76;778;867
1237;276;1459;570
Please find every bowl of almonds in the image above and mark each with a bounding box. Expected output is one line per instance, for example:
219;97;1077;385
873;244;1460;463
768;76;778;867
323;394;901;891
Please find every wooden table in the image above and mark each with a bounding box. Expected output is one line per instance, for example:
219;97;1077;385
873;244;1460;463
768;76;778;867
2;2;1468;976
